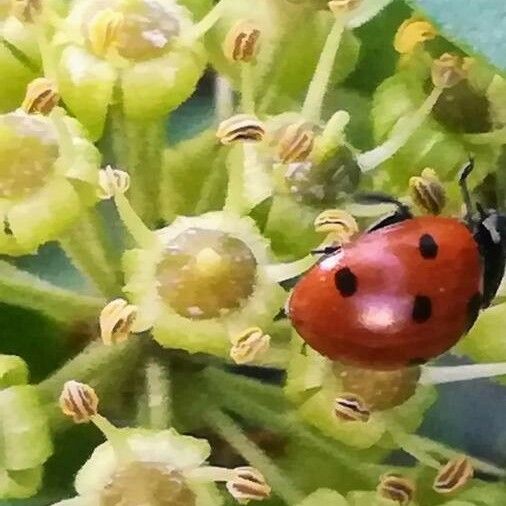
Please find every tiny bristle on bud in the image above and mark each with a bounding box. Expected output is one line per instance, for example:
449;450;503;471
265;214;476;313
433;455;474;495
217;114;266;145
377;473;416;506
223;20;261;63
431;53;467;89
334;393;370;422
230;327;270;365
409;168;446;215
100;298;138;345
314;209;359;241
59;380;99;423
328;0;361;15
277;122;315;164
226;467;271;503
98;166;130;199
21;78;59;115
394;17;437;54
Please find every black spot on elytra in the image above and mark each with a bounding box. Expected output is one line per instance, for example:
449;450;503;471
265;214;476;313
419;233;438;259
465;292;483;332
334;267;357;297
412;295;432;323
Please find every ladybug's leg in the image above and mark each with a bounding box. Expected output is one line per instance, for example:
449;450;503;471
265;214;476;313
458;158;476;226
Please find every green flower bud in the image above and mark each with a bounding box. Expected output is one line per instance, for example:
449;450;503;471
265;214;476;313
122;211;285;356
0;108;100;255
0;355;52;499
52;0;206;139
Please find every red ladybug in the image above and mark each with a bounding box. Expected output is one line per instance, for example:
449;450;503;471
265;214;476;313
288;161;505;370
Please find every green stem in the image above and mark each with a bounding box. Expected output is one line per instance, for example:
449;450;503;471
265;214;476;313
206;407;305;505
145;358;171;430
187;0;227;41
464;127;506;145
60;208;121;298
356;86;443;172
0;260;104;323
301;20;344;123
241;63;256;114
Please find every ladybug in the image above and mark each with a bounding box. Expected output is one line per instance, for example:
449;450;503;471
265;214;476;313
288;161;506;370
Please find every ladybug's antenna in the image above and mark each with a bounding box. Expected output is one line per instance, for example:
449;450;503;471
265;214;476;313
459;158;475;226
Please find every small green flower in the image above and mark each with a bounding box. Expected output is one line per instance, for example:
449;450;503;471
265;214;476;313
50;0;206;139
0;354;53;499
122;210;286;357
0;107;100;255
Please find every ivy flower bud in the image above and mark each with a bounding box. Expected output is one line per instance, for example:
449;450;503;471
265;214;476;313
230;327;271;365
226;466;271;503
0;109;100;255
333;393;370;422
433;455;474;494
97;166;130;199
223;20;261;63
431;53;467;89
21;78;59;115
409;168;446;215
277;121;315;164
394;16;437;54
217;114;266;144
377;473;415;506
99;298;138;345
59;380;99;423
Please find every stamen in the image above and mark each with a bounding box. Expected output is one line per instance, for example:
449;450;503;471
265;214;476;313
394;17;437;54
87;8;125;58
59;380;99;423
21;78;59;115
334;393;371;422
97;165;130;199
431;53;467;89
100;298;138;345
230;327;271;365
409;168;446;215
433;455;474;494
226;466;272;503
223;20;261;63
377;473;416;506
314;209;359;242
277;121;315;164
217;114;266;144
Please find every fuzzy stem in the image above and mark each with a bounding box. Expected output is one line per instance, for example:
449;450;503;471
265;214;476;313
356;86;443;172
0;260;104;323
240;63;256;115
145;358;171;430
188;0;227;41
60;208;121;298
92;414;136;462
206;408;305;505
302;20;344;123
464;127;506;145
215;75;234;121
265;254;315;282
419;363;506;385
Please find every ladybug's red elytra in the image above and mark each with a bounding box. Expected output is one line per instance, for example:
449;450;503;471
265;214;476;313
288;161;506;370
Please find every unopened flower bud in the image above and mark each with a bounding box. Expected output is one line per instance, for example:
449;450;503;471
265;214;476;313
394;17;436;54
314;209;359;242
433;455;474;494
98;166;130;199
409;168;446;215
217;114;266;144
223;20;261;63
431;53;467;89
334;393;370;422
377;473;416;506
21;78;59;115
100;298;138;345
277;121;315;164
87;8;125;58
230;327;270;365
328;0;361;15
226;467;271;503
59;380;99;423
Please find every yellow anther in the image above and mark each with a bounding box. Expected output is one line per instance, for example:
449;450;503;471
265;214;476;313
99;298;138;346
314;209;359;242
21;78;59;115
230;327;270;365
226;467;271;503
223;20;261;63
333;393;370;423
431;53;467;89
194;247;225;276
97;165;130;199
277;121;315;164
377;473;416;506
409;167;446;215
216;114;266;145
394;17;437;54
59;380;99;423
87;8;125;58
328;0;361;15
433;455;474;495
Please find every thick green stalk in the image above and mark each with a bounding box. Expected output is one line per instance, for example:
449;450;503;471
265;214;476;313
60;207;122;298
145;358;172;430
